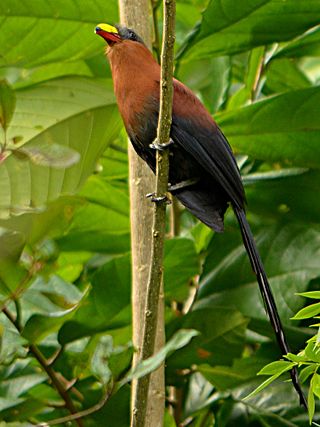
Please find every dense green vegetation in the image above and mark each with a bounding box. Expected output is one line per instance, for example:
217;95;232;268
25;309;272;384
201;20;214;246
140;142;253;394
0;0;319;425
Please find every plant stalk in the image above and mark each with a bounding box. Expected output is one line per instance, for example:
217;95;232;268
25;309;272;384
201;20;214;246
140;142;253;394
131;1;176;426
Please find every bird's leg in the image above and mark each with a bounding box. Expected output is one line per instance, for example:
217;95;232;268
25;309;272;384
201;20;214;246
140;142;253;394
149;138;174;151
146;138;174;203
146;192;171;204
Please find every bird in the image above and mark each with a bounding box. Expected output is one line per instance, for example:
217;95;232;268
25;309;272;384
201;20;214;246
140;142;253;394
95;23;306;408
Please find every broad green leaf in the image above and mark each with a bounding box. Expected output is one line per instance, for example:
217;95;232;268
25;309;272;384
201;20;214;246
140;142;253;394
23;274;83;310
0;80;16;131
218;87;320;169
244;170;320;224
0;228;25;261
120;329;199;386
199;222;320;341
276;26;320;59
184;372;214;417
0;77;121;218
178;0;320;62
14;61;93;89
0;397;23;413
0;360;46;399
292;303;320;320
8;77;117;146
0;0;118;68
21;310;76;344
0;324;27;364
167;306;248;373
177;56;231;113
99;145;128;181
91;335;113;385
164;238;200;301
264;58;311;94
56;177;130;253
20;274;84;337
17;142;80;168
58;254;131;344
0;196;81;245
87;386;130;427
198;356;268;391
90;335;133;385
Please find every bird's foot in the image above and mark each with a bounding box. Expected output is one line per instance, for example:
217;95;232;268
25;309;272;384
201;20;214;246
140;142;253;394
149;138;174;151
146;192;171;204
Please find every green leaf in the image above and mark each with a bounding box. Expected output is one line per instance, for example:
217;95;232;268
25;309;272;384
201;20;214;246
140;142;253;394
14;61;93;89
0;227;25;261
264;58;311;94
57;177;130;253
167;305;248;373
244;170;320;224
300;364;318;384
0;360;46;399
164;238;200;301
257;360;295;376
178;0;320;62
18;142;80;168
308;374;316;424
285;352;309;364
91;335;113;385
0;80;16;131
245;374;283;401
276;26;320;59
304;340;320;363
198;356;267;391
0;0;118;68
120;329;199;386
177;56;231;113
245;360;294;401
58;254;131;344
297;291;320;300
0;196;81;245
199;222;320;340
246;47;265;95
312;373;320;399
218;87;320;169
0;77;121;218
292;303;320;320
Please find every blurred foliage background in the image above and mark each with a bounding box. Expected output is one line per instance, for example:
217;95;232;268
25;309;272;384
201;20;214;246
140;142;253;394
0;0;320;425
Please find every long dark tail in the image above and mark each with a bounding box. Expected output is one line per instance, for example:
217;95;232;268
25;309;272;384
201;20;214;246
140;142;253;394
234;207;307;409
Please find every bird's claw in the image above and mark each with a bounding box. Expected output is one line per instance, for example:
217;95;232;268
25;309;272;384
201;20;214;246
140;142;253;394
146;192;171;204
149;138;174;151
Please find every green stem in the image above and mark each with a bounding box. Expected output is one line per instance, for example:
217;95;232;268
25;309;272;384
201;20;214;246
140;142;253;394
151;0;161;62
131;1;176;426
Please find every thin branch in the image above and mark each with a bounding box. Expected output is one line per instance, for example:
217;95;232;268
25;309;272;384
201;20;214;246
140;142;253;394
131;1;176;426
1;307;84;427
34;385;113;427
